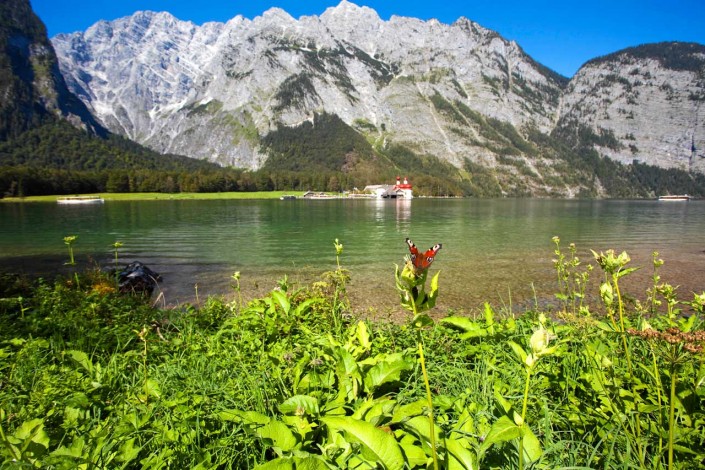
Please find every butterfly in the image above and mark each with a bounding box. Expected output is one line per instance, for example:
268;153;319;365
405;238;442;271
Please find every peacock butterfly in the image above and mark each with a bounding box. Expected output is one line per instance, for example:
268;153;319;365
405;238;442;271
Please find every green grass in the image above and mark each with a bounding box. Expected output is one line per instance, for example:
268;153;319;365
0;191;307;203
0;240;703;469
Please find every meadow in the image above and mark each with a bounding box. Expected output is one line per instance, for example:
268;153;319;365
0;237;703;469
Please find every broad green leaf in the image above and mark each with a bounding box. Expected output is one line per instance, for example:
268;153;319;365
355;321;371;350
67;350;93;375
292;298;318;317
335;348;361;400
679;313;696;332
456;408;476;435
271;290;291;315
364;399;396;426
616;267;640;279
257;420;298;452
483;302;495;328
427;271;440;308
50;437;85;459
595;321;617;332
322;416;404;470
15;418;50;449
440;316;480;332
351;397;380;420
255;458;294;470
481;415;521;450
399;441;428;467
400;415;440;449
217;409;270;425
293;456;331;470
118;438;140;463
352;396;394;422
446;437;478;470
507;341;527;364
363;354;413;393
143;378;161;398
391;400;426;424
278;395;320;417
522;426;542;463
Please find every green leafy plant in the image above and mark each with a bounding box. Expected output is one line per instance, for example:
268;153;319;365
552;236;592;316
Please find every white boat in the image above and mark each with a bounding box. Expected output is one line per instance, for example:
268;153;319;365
658;194;691;201
57;196;105;205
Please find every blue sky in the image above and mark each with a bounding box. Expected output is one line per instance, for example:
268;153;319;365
30;0;705;77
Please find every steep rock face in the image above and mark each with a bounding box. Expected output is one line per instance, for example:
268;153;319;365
0;0;103;139
556;43;705;173
51;1;566;169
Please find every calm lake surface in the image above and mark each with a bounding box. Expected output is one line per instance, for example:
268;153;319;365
1;198;704;316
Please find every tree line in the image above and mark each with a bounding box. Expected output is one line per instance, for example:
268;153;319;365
0;166;472;198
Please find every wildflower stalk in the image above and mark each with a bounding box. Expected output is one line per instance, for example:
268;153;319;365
593;249;645;464
64;235;77;265
513;319;557;470
231;272;242;313
395;255;441;470
113;241;123;286
518;364;533;470
649;341;665;460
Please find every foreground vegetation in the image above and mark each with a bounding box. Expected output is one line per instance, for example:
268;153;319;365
0;239;704;468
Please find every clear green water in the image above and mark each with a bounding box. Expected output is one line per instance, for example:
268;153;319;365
2;198;704;314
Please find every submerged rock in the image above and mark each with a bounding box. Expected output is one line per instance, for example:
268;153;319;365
117;262;162;295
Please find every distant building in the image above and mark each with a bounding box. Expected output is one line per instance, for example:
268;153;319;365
363;176;414;199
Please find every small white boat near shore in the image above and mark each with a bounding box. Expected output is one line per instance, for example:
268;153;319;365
658;194;691;201
57;196;105;205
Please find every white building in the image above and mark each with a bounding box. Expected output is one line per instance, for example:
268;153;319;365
363;176;414;198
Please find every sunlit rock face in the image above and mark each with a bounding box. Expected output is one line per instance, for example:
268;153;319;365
556;43;705;173
51;1;565;169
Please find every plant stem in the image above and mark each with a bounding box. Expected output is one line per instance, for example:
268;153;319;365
613;275;646;463
519;366;532;470
668;359;677;470
649;344;664;462
417;336;438;470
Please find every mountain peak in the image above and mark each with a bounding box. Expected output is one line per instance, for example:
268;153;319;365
320;1;381;22
259;7;295;23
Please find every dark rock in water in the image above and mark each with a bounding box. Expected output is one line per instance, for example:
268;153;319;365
117;262;162;295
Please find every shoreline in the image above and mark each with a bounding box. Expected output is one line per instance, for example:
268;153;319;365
0;191;308;202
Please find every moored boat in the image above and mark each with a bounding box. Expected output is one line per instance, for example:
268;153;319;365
57;196;105;205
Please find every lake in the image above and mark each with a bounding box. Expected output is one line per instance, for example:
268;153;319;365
1;198;704;317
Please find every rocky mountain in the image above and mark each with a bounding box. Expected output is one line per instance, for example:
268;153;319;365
555;42;705;174
0;0;104;140
31;1;705;195
50;3;567;172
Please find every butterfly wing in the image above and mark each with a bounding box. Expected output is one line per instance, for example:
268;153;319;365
406;238;442;270
405;238;421;268
420;243;442;269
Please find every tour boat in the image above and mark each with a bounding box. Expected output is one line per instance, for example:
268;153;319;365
658;195;691;201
